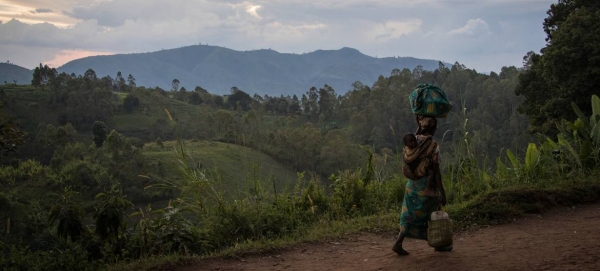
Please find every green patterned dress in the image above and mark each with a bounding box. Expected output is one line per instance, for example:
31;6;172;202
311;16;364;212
399;175;440;240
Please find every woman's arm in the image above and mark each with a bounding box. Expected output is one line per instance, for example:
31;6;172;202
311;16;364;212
434;162;447;206
431;148;447;206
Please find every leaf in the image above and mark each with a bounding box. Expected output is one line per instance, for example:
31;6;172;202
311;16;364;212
591;122;600;149
495;157;509;179
525;143;540;175
593;110;600;122
565;121;577;132
130;211;143;218
579;140;593;163
592;95;600;117
546;137;559;150
573;119;587;134
558;134;582;168
506;149;521;170
556;120;569;135
572;101;588;126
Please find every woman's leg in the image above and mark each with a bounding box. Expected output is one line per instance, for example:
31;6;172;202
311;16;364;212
392;232;409;255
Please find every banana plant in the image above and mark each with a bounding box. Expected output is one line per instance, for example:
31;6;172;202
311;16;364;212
48;187;84;242
496;142;548;184
524;143;540;177
94;185;133;242
590;95;600;152
556;95;600;167
493;149;522;184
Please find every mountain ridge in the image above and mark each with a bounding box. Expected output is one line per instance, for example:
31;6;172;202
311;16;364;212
0;63;32;85
57;45;447;95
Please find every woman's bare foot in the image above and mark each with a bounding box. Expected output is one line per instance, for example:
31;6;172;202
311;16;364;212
392;246;410;256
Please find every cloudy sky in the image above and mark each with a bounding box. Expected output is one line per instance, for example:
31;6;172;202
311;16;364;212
0;0;555;72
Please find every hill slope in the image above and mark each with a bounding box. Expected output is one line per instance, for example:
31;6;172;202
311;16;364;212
144;140;302;198
0;63;32;85
58;45;446;95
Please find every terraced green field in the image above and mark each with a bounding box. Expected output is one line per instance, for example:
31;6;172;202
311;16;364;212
143;140;302;198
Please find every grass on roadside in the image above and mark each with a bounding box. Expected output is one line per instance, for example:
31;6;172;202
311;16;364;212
108;171;600;271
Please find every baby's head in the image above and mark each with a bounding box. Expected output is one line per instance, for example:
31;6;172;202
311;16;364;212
403;133;417;149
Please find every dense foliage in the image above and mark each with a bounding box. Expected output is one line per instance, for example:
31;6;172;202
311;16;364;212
516;0;600;135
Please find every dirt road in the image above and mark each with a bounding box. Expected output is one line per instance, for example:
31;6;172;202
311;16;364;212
180;204;600;271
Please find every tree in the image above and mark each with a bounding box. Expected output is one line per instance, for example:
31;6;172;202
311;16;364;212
31;64;57;87
412;65;424;80
226;88;252;111
188;92;203;105
115;71;126;91
123;94;140;113
277;99;289;114
99;76;114;90
214;96;224;107
127;74;136;88
288;94;301;114
0;105;27;154
106;129;128;155
516;0;600;135
54;123;77;147
94;185;132;241
171;79;180;92
84;69;97;81
92;121;107;147
305;87;319;119
49;188;84;242
176;86;187;101
194;86;208;94
301;94;309;114
215;110;235;133
318;85;337;118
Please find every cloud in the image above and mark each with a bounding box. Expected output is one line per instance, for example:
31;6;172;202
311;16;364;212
0;1;82;26
246;5;262;19
65;1;161;27
447;19;491;37
372;19;422;42
34;8;53;13
63;0;266;28
0;19;102;49
242;21;326;43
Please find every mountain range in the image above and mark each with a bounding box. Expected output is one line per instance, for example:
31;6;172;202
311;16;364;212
5;45;447;95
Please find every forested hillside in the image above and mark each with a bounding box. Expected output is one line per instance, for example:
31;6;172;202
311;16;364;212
1;61;531;177
58;45;444;95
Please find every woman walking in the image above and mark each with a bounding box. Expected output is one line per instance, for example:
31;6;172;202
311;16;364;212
392;115;452;255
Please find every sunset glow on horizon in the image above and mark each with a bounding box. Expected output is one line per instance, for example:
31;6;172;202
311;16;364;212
44;49;115;68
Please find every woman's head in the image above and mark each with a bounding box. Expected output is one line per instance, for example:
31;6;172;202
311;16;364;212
416;115;437;136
